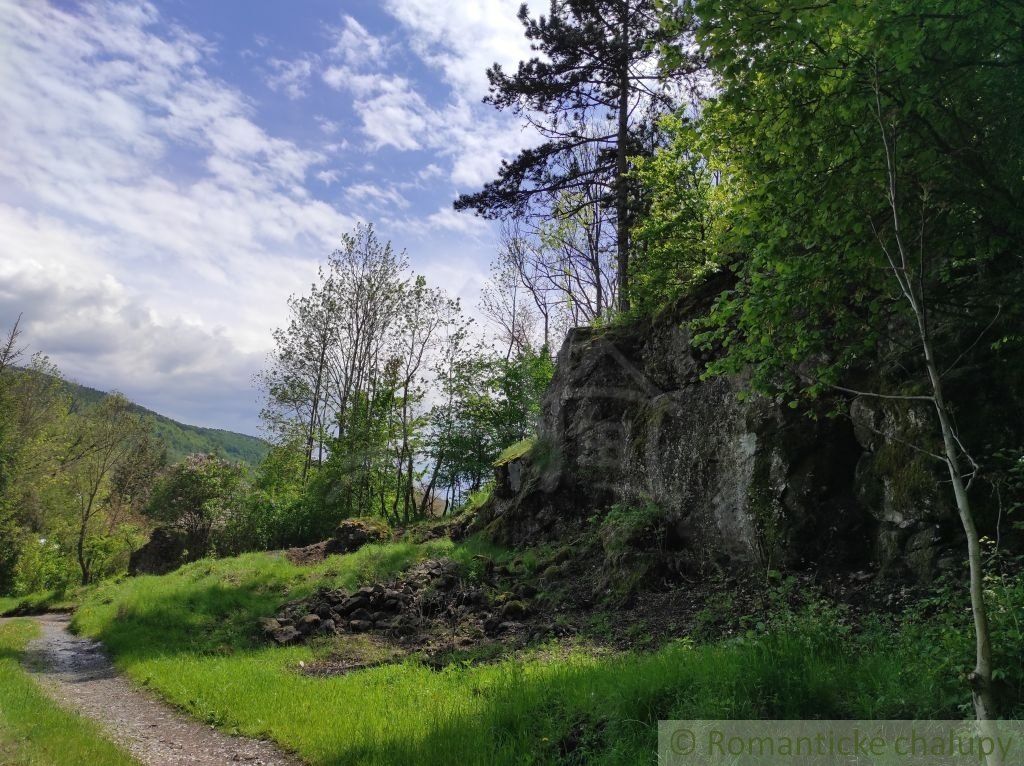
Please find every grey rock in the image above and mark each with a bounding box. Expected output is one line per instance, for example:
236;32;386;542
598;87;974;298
271;626;301;645
338;595;370;615
316;619;336;634
260;617;281;634
475;272;952;581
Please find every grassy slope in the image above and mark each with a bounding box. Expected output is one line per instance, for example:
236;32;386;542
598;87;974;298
71;540;1010;766
0;591;78;617
0;619;139;766
60;374;269;465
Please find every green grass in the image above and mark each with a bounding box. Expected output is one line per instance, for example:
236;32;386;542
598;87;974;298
70;540;1024;765
493;437;536;466
0;591;78;617
0;619;139;765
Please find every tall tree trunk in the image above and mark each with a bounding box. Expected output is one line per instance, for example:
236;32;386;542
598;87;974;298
77;488;99;585
419;454;442;518
614;3;630;313
77;532;90;586
302;338;328;484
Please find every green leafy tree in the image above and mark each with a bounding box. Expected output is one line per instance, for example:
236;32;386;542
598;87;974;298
686;0;1024;719
0;320;72;592
428;343;554;509
144;454;245;557
630;112;725;315
64;394;150;584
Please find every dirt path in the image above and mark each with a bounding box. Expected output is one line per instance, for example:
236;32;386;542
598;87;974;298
14;614;303;766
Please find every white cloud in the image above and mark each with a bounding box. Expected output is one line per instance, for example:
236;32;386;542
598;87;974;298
424;206;490;235
381;0;531;98
315;115;341;134
0;1;357;431
0;1;545;430
0;207;264;430
418;163;443;181
385;206;489;239
345;183;409;211
316;169;341;186
323;68;442;151
319;3;540;186
328;15;385;65
265;56;317;99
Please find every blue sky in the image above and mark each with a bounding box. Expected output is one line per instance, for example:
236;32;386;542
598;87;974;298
0;0;537;434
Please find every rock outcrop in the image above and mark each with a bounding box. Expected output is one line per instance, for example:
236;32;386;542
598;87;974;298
128;527;202;576
479;273;955;580
284;517;391;565
326;517;390;554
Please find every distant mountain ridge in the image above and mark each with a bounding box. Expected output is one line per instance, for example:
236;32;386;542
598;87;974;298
63;378;270;466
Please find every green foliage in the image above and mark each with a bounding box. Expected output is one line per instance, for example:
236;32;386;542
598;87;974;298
54;374;268;465
493;437;535;467
630;113;726;315
599;502;664;557
11;537;77;596
430;345;553;503
224;440;334;552
684;0;1024;401
144;454;245;556
461;484;494;515
0;336;256;594
0;619;139;765
0;352;70;593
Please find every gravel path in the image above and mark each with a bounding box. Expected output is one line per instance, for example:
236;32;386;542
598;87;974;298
14;614;303;766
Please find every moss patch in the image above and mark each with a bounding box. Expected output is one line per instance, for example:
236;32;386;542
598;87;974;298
493;437;537;467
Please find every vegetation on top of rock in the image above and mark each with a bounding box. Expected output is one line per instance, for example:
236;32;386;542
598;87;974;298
493;437;535;467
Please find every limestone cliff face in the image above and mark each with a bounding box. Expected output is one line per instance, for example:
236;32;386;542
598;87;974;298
481;278;954;580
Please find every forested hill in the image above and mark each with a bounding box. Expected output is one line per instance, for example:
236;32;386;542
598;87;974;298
61;377;269;466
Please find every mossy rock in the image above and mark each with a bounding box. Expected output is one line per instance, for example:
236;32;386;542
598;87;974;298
327;517;391;554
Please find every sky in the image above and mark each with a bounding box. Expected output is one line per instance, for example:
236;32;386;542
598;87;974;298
0;0;538;435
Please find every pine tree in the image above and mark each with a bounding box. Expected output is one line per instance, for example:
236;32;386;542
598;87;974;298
454;0;693;312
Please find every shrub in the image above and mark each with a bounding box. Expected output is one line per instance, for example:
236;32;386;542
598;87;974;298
144;453;245;556
12;536;76;595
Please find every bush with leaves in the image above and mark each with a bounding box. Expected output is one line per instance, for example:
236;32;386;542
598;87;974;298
143;454;245;557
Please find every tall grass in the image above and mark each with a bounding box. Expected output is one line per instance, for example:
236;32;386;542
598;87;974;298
0;619;139;765
0;590;78;617
71;541;1024;765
